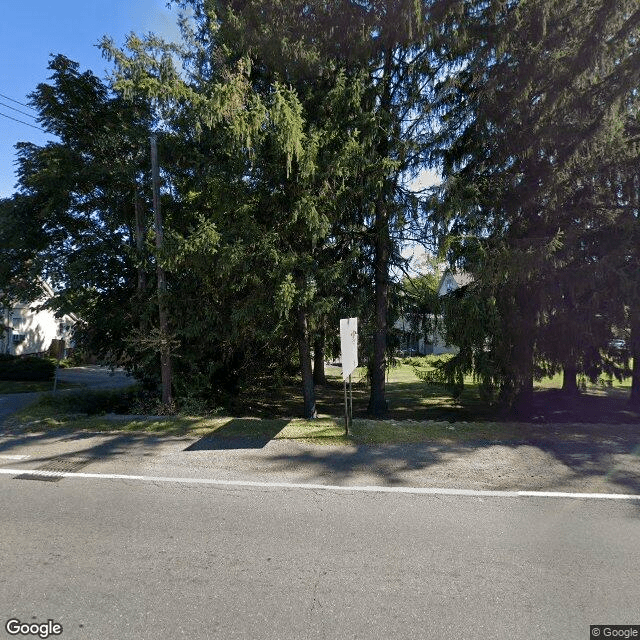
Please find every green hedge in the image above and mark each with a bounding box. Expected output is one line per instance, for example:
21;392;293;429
0;355;56;381
34;388;138;415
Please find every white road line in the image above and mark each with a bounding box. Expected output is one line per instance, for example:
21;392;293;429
0;467;639;501
0;454;30;460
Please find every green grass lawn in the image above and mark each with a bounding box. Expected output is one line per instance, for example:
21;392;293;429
1;399;546;445
12;406;634;447
9;357;638;446
226;361;491;422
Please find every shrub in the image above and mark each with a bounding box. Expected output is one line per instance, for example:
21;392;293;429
35;388;139;415
411;354;455;384
0;356;56;381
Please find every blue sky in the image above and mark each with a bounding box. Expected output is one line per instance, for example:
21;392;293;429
0;2;440;201
0;0;181;198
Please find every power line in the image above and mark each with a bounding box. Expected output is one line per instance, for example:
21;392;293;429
0;111;43;131
0;92;35;111
0;101;37;119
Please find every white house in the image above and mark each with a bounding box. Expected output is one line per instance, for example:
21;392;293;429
437;270;473;298
432;270;473;355
0;281;76;357
394;269;472;356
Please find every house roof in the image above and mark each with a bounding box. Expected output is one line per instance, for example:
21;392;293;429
451;271;474;287
37;280;79;323
4;278;79;324
437;269;473;294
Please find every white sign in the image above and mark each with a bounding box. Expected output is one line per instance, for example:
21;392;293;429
340;317;358;380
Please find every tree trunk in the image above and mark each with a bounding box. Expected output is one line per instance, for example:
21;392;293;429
368;47;393;418
150;134;173;407
630;302;640;407
298;307;317;419
562;363;578;395
313;326;326;386
368;221;389;416
134;192;147;295
513;364;534;417
512;288;536;417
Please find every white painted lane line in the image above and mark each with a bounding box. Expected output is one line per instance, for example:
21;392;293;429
0;454;30;460
1;467;639;501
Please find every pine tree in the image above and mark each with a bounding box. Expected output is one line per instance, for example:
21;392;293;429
431;0;640;412
104;0;438;417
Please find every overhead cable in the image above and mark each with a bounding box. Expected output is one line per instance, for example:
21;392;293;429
0;101;37;119
0;111;43;131
0;92;36;110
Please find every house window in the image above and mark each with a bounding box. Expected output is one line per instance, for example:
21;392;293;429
12;316;24;329
12;334;26;344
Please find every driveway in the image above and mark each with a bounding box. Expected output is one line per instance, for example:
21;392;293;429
0;366;134;429
56;365;133;389
0;392;42;427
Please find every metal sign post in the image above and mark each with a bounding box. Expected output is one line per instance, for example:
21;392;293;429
340;318;358;435
349;374;353;421
343;378;349;435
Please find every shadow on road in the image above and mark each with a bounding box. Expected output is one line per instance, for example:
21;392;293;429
253;436;640;495
1;430;179;479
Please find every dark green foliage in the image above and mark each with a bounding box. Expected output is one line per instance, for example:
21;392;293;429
430;0;640;411
0;355;55;381
98;0;440;416
33;388;139;415
0;54;157;376
4;0;639;419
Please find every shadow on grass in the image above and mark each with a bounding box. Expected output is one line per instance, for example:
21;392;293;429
233;378;492;422
524;389;640;424
235;374;640;425
184;418;289;450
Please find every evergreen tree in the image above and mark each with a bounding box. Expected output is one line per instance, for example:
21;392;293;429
104;0;438;417
431;0;640;412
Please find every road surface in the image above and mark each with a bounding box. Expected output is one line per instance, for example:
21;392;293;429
1;368;638;639
1;455;638;640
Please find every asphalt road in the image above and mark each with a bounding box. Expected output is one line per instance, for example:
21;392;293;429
1;368;638;639
1;468;639;640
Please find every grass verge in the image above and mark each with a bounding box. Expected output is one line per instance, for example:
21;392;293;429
7;358;637;446
0;380;82;394
12;402;631;447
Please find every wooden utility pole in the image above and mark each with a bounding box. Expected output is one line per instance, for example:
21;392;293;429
150;133;173;406
134;191;147;295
